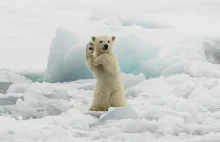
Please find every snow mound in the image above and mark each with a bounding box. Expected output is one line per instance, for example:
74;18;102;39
0;69;31;83
7;83;30;94
14;87;72;119
43;28;78;83
121;73;145;88
90;106;139;127
114;34;161;76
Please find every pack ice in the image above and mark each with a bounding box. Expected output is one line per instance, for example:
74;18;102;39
1;0;220;142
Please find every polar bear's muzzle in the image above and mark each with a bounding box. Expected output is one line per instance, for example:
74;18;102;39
103;44;108;50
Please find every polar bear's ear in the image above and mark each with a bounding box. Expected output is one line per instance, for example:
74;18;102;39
112;36;116;41
91;36;96;41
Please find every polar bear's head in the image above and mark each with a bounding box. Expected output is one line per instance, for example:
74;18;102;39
91;36;116;57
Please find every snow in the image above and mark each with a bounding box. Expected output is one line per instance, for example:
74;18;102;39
90;106;139;127
1;74;220;141
0;69;31;83
1;0;220;141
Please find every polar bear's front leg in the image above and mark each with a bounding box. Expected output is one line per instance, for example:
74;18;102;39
92;58;101;66
92;53;110;66
93;54;116;74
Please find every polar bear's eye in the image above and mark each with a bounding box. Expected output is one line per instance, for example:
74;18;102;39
108;40;110;43
89;47;93;50
100;41;103;43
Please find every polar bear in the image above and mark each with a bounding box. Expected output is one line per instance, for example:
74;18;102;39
87;36;127;111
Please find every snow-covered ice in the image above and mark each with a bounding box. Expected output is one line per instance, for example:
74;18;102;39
1;74;220;141
43;15;220;82
1;0;220;141
0;69;31;83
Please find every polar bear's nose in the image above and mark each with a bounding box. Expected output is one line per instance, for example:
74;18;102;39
103;44;108;50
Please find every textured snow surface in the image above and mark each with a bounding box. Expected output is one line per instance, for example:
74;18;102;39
1;73;220;141
0;69;31;83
